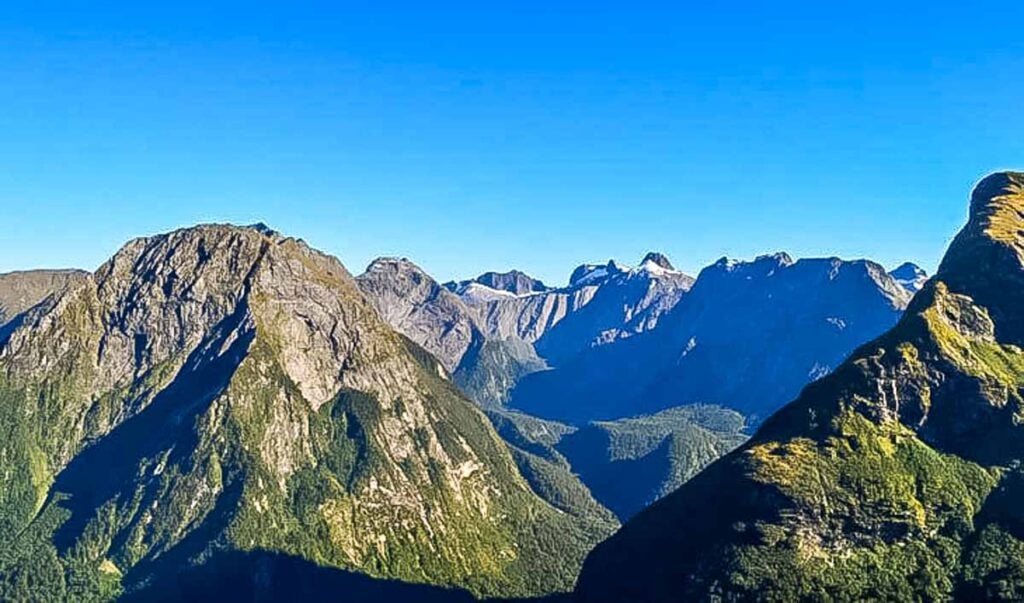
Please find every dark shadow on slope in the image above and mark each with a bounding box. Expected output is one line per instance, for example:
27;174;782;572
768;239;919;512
953;468;1024;600
119;549;480;603
556;428;673;521
510;332;657;424
51;300;255;552
0;310;27;347
973;467;1024;541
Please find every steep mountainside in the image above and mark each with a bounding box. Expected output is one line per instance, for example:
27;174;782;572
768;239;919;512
357;258;547;406
455;254;694;366
0;225;611;601
512;253;912;423
576;172;1024;602
356;258;483;373
0;269;89;326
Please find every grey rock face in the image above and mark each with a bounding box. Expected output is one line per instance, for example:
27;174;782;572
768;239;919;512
512;253;914;424
357;257;482;373
456;255;695;366
0;269;89;326
357;258;548;406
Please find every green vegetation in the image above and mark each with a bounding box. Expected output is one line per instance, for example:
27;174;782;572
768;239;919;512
491;405;748;521
454;338;547;407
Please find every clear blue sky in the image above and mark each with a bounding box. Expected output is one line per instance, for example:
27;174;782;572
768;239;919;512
2;1;1022;285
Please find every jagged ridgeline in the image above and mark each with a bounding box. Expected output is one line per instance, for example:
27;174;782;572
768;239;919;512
575;172;1024;601
0;225;612;601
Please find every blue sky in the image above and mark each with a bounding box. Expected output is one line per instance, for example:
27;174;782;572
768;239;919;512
2;2;1022;285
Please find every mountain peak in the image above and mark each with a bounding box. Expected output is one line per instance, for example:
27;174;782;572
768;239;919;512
0;224;608;600
936;171;1024;344
968;171;1024;218
247;221;280;237
363;256;423;275
949;171;1024;257
890;262;926;279
640;252;674;271
757;251;795;267
890;262;928;293
474;270;549;295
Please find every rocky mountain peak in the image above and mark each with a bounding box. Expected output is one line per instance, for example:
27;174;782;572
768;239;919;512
936;171;1024;345
891;261;926;279
356;256;479;373
362;256;430;281
890;262;928;293
758;251;795;267
568;263;609;287
640;252;674;271
0;269;90;326
474;269;549;295
707;251;794;277
247;221;281;237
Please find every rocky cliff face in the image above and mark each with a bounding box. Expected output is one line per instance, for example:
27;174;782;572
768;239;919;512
0;225;611;601
575;172;1024;602
512;252;912;424
356;258;483;374
357;258;548;407
454;255;694;366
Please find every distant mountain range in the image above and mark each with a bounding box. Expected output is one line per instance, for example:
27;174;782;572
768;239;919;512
358;250;926;523
575;172;1024;602
363;249;923;426
357;253;696;407
510;253;914;424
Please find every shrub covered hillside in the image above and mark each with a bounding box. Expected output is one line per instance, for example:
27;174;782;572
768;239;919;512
576;172;1024;601
0;224;612;601
491;406;748;522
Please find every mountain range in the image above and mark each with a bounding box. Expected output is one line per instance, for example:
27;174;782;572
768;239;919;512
0;225;612;601
4;175;991;601
575;171;1024;601
356;249;924;522
508;253;914;424
362;251;922;425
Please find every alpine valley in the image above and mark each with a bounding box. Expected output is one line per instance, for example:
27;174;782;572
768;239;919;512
10;172;1021;602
